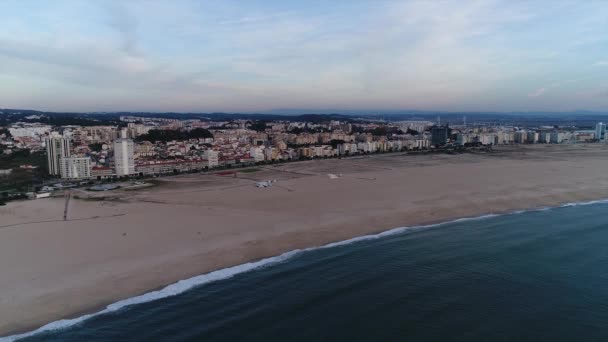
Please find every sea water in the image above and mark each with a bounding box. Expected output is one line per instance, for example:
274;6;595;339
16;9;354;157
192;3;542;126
8;201;608;341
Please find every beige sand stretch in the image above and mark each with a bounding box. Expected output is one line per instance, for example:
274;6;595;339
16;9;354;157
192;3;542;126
2;144;608;336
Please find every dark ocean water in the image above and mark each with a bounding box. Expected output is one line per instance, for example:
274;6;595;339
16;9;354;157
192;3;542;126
12;202;608;342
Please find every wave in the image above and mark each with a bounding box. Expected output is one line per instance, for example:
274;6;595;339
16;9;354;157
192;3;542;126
3;199;608;341
560;198;608;208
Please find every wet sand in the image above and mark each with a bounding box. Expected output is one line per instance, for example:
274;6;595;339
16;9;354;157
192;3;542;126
2;144;608;336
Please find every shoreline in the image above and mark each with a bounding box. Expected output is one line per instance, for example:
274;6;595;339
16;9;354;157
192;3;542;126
4;197;608;341
3;145;608;339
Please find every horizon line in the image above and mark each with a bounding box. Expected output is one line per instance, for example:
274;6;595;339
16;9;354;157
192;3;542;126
3;108;608;116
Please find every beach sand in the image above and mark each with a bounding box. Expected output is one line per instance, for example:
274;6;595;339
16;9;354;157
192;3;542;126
2;144;608;336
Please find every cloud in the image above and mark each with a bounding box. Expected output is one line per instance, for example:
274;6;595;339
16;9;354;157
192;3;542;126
101;2;139;55
0;0;607;112
594;60;608;66
529;87;546;98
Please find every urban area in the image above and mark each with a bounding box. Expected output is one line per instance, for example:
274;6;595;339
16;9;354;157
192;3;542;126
1;113;607;202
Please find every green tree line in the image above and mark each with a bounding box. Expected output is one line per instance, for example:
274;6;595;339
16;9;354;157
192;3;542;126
135;128;213;143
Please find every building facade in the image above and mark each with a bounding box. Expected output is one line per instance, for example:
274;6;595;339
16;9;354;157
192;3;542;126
203;149;219;168
431;126;450;146
91;166;113;179
114;129;135;176
59;157;91;179
596;123;606;141
45;136;71;176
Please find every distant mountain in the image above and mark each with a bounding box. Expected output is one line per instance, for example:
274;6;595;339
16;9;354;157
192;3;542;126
2;108;608;129
0;108;358;124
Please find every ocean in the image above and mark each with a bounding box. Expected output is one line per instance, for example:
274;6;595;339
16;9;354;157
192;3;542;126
9;201;608;342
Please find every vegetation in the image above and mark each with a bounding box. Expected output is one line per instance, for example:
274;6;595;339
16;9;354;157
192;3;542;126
135;128;213;143
330;139;346;148
249;121;268;132
288;126;310;134
0;169;37;192
36;116;115;127
0;127;11;138
88;143;104;152
0;149;49;193
350;125;406;136
370;126;405;136
351;125;365;134
371;126;388;136
288;125;330;134
0;149;47;170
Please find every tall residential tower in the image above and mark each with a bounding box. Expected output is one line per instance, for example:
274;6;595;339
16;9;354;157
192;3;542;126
113;129;135;176
596;122;606;141
45;136;71;176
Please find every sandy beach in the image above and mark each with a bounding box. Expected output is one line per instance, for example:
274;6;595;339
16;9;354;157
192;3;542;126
2;144;608;336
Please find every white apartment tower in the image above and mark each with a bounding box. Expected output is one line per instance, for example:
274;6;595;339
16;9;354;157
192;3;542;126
250;146;265;162
59;157;91;179
45;136;71;176
114;129;135;176
203;149;219;168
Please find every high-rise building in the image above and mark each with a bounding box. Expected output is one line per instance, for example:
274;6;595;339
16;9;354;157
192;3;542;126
59;157;91;179
45;136;71;176
514;131;528;144
596;122;606;141
114;129;135;176
431;125;450;146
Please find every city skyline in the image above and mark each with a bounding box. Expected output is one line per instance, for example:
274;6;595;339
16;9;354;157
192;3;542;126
1;0;607;113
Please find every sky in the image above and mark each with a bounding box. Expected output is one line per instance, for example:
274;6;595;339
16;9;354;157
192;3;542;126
0;0;607;113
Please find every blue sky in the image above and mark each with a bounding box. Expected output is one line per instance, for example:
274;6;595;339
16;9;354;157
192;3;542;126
0;0;607;112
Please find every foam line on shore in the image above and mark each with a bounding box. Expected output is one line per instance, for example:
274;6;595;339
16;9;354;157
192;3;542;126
3;198;608;341
560;198;608;207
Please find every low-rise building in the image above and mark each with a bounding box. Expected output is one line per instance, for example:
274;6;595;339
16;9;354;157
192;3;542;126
136;159;207;175
91;166;113;179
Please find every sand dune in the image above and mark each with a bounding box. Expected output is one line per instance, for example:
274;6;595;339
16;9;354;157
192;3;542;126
2;144;608;336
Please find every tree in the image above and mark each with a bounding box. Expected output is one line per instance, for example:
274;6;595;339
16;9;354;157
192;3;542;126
351;125;365;134
189;128;213;139
249;121;268;132
371;126;388;136
330;139;345;148
136;128;213;143
11;149;30;158
89;143;103;152
289;127;304;134
0;127;11;138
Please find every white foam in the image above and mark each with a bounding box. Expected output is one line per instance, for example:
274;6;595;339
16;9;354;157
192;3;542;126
1;249;315;342
3;199;608;341
560;198;608;208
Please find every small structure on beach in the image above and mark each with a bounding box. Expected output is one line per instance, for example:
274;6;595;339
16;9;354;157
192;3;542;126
256;180;275;188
